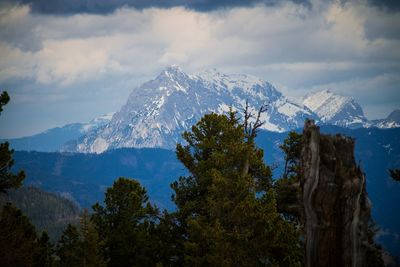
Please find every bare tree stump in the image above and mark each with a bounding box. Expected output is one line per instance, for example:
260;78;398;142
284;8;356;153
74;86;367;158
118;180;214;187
301;120;370;267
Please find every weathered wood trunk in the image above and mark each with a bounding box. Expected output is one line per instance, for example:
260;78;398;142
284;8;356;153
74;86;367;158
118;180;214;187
300;120;371;267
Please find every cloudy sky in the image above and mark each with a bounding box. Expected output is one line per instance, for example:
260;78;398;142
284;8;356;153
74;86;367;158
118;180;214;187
0;0;399;138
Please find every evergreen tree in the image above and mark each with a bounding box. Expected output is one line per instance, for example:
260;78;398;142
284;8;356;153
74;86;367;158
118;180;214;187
34;232;54;267
80;209;106;267
0;91;25;193
275;131;303;224
56;224;82;267
365;221;385;267
154;210;185;266
0;91;10;114
279;131;303;179
0;92;43;267
171;111;302;266
0;203;38;267
274;176;302;224
92;177;159;267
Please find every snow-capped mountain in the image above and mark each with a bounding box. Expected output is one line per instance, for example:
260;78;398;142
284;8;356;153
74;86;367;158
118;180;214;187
303;90;370;128
7;67;399;154
373;109;400;129
65;66;317;153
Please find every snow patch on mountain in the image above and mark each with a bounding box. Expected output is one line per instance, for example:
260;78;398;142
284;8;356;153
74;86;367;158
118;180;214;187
81;112;115;133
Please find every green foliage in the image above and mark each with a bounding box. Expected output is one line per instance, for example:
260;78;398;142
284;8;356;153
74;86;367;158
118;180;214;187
0;91;10;114
0;202;57;267
171;112;302;266
154;210;185;266
275;131;303;224
0;186;80;241
80;209;106;267
279;131;303;179
0;91;25;193
0;142;25;193
0;92;41;267
365;221;385;267
35;232;55;267
274;177;301;223
53;209;106;267
389;169;400;182
0;203;38;267
92;177;159;267
276;131;302;221
56;224;82;267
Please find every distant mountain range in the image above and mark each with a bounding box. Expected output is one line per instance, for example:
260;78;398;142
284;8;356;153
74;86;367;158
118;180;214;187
2;113;114;152
3;66;399;153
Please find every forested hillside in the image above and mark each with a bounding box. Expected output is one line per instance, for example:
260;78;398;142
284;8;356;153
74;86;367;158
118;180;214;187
13;148;185;209
0;186;80;241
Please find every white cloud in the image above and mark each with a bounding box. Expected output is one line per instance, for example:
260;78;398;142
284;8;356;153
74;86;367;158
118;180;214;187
1;2;398;83
0;0;399;136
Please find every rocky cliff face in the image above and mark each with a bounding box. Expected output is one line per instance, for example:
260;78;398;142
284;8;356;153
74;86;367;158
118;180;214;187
300;120;371;267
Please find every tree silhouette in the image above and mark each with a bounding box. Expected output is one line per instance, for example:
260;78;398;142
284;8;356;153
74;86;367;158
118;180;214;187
389;169;400;182
0;91;25;193
92;177;159;267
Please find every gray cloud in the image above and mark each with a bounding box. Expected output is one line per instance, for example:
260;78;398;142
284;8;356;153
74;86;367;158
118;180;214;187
0;0;399;137
7;0;311;14
5;0;399;15
363;12;400;40
368;0;400;11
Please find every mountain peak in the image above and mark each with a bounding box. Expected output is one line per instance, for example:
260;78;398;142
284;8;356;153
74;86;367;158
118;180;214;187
197;68;277;98
155;65;192;85
387;109;400;121
303;90;368;128
162;65;185;76
373;109;400;129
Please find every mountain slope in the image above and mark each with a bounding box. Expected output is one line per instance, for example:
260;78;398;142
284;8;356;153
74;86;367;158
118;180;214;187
13;148;185;209
303;89;370;128
66;66;317;153
0;186;80;241
3;113;114;152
